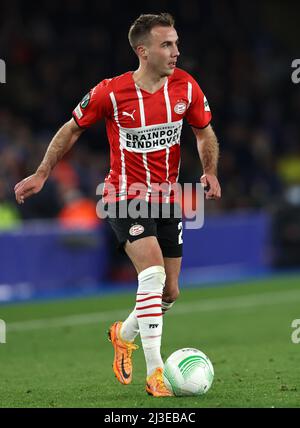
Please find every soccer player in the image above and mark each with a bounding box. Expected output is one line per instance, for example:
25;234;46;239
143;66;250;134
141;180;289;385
14;13;221;397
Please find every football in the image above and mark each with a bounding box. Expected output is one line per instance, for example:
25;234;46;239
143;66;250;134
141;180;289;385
163;348;214;396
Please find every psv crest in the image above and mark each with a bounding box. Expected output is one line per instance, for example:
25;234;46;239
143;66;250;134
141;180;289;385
129;224;144;236
174;101;187;114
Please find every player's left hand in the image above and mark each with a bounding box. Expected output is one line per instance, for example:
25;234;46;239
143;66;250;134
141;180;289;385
200;174;221;200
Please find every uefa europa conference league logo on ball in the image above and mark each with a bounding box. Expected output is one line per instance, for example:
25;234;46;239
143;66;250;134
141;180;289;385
0;59;6;83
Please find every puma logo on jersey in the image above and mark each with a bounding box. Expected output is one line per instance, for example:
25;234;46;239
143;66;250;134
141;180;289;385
122;110;136;121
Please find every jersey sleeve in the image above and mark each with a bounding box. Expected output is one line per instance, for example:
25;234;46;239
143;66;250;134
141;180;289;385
185;78;212;129
72;79;112;128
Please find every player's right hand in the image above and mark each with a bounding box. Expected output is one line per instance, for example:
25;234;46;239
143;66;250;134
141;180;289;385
14;173;46;204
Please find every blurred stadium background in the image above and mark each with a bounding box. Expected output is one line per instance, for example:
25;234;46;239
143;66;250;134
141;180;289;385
0;0;300;302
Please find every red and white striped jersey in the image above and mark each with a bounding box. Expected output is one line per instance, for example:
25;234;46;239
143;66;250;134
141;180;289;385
72;68;211;203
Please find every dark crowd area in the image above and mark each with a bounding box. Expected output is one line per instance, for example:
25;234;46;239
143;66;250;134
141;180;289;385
0;0;300;229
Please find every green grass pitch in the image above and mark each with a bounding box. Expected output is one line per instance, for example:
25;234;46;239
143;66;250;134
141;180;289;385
0;274;299;408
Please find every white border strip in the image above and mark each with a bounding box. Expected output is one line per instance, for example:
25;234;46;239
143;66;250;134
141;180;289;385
135;85;151;201
164;79;172;203
187;81;192;106
109;91;127;200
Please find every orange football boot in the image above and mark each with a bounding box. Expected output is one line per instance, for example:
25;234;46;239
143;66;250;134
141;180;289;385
108;321;138;385
146;368;173;397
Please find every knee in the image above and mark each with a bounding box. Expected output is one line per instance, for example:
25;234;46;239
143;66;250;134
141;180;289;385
163;287;180;303
138;265;166;293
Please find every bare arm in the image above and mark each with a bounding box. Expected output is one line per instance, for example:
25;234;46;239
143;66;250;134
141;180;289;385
36;118;84;179
14;118;84;204
192;124;221;199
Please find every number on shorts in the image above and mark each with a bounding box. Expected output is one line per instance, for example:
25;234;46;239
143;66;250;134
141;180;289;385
178;221;183;244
